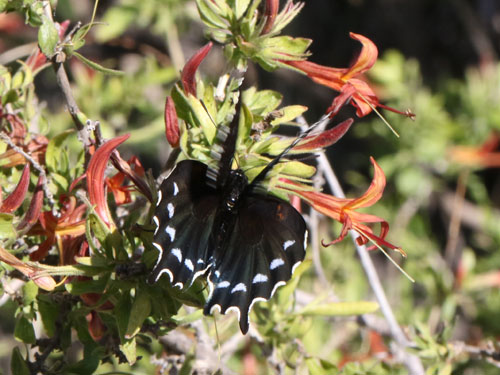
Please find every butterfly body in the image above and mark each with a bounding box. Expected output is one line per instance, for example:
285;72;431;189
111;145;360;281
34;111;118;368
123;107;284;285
150;104;307;333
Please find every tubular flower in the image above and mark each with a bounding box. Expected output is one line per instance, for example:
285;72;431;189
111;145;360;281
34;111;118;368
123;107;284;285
282;33;410;118
164;96;180;148
29;196;86;261
449;132;500;168
261;0;279;35
87;134;131;227
181;42;213;96
106;156;146;205
279;157;401;251
0;246;56;291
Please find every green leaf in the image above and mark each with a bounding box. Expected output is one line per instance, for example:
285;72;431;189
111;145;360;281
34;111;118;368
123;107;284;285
37;295;58;337
0;213;16;239
11;348;30;375
73;51;124;76
299;301;379;316
22;281;38;306
0;0;8;12
94;6;136;43
125;288;152;339
243;88;282;115
14;316;36;344
270;105;308;125
45;129;74;174
115;293;132;342
65;275;109;296
38;15;58;58
120;338;137;365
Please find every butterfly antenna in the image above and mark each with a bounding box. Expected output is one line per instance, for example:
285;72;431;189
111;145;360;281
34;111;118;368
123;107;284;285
200;100;218;130
249;112;332;189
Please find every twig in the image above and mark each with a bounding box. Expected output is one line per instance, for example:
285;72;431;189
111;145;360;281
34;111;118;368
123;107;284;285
0;131;57;212
316;152;425;375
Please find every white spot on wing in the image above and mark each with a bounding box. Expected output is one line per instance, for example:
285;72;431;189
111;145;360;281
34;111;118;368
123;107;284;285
231;283;247;294
270;281;286;298
173;182;179;196
184;259;194;272
166;226;176;241
303;230;309;250
174;282;183;289
216;281;230;289
197;258;204;264
167;203;174;218
226;306;242;323
156;190;162;206
155;268;173;283
283;240;295;251
252;273;268;284
152;242;164;268
209;304;221;315
214;270;220;278
270;258;285;270
153;216;160;235
171;248;182;263
292;261;302;275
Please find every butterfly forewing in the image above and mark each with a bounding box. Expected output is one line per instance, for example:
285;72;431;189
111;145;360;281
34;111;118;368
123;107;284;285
204;194;307;334
149;160;220;287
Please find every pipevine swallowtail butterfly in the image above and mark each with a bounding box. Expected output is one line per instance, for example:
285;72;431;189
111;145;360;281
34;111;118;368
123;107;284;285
149;98;310;334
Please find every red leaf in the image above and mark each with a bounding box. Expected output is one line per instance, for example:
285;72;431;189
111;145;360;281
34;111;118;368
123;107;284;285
17;173;45;230
295;118;353;151
1;164;30;213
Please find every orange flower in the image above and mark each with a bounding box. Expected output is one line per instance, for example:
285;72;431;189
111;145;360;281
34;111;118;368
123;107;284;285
29;196;86;261
0;246;56;291
282;33;410;118
106;156;146;205
449;132;500;168
280;157;400;251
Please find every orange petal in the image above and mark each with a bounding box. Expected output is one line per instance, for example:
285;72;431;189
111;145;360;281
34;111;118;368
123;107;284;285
342;32;378;80
344;157;385;210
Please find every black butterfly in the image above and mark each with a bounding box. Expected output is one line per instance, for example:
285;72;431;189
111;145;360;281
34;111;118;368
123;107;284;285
149;99;309;334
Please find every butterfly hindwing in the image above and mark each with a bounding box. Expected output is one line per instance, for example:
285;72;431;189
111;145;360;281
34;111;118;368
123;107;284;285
149;160;220;287
204;194;307;333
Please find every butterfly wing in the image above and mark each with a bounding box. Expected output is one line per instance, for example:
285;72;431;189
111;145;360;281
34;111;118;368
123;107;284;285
204;194;307;333
149;160;220;288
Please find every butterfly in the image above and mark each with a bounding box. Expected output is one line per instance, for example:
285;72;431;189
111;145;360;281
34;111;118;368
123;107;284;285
149;98;309;334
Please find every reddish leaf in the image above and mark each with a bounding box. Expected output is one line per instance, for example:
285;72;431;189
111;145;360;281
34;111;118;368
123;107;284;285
295;118;353;151
17;173;45;230
0;164;30;213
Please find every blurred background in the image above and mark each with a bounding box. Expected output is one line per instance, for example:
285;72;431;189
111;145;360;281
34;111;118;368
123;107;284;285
2;0;500;373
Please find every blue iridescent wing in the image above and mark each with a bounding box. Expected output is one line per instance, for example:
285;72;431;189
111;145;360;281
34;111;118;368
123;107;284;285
204;194;307;333
149;160;220;288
